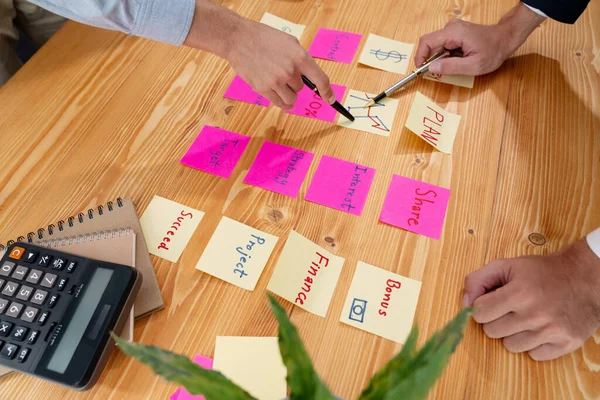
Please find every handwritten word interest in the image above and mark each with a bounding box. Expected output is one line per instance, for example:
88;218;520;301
274;151;306;185
378;279;402;316
158;210;194;251
408;188;438;226
341;166;370;212
420;106;444;146
295;252;330;305
209;138;240;167
234;234;267;278
327;35;349;60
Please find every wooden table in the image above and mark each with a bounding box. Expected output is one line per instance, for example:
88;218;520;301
0;0;598;398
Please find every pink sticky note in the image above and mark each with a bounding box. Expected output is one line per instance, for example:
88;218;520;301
305;155;375;215
175;355;214;400
180;126;250;178
285;84;347;122
380;175;450;240
308;28;362;64
170;389;181;400
243;141;314;198
224;75;270;107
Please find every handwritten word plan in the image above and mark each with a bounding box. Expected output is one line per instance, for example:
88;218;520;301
140;195;204;263
214;337;286;400
195;216;278;290
308;28;362;64
423;71;474;89
171;355;213;400
243;141;314;198
380;175;450;240
405;91;462;154
180;126;250;178
305;155;376;216
340;261;421;344
267;230;344;317
224;75;270;107
259;12;305;40
358;33;414;74
286;84;347;122
337;89;399;136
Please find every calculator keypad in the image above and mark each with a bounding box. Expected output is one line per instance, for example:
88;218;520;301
16;286;33;301
40;274;57;289
25;270;42;285
21;307;38;323
0;322;13;336
37;255;51;268
1;343;18;359
11;326;28;341
6;302;23;319
12;266;28;281
1;282;17;297
0;299;7;314
0;262;15;277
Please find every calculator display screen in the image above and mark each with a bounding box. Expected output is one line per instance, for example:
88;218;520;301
46;268;114;374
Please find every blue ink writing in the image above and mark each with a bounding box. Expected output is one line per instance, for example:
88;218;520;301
233;234;266;278
349;298;367;323
209;138;239;167
341;165;369;212
274;150;306;185
327;35;349;60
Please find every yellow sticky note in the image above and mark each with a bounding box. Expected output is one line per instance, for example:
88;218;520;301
337;89;399;136
423;71;474;89
340;261;422;343
405;91;461;154
195;216;278;290
140;195;204;263
358;34;414;74
259;12;305;40
214;337;287;400
267;230;344;317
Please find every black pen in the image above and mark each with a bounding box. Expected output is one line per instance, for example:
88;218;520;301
301;75;355;121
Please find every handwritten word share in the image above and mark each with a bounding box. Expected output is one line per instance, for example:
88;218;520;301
405;91;462;154
286;84;348;122
180;126;250;178
337;89;399;136
224;75;270;107
243;141;314;198
267;230;344;317
305;155;376;216
140;195;204;263
423;71;474;89
380;175;450;240
259;12;306;40
358;34;414;74
340;261;422;344
308;28;362;64
195;216;278;290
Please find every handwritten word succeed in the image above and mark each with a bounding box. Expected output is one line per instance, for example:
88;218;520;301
274;151;306;185
209;138;241;167
158;210;194;250
234;234;267;278
379;279;402;316
296;252;330;305
341;166;370;212
408;188;438;226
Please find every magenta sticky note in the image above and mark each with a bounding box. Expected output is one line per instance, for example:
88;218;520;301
380;175;450;240
180;126;250;178
305;155;375;215
176;355;214;400
170;389;181;400
308;28;362;64
285;84;347;122
243;141;314;198
224;75;270;107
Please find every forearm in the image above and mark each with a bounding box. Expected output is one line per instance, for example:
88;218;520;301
497;3;546;55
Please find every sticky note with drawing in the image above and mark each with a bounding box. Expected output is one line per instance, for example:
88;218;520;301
405;91;461;154
423;71;474;88
259;12;305;40
358;33;414;74
140;196;204;263
340;261;421;344
308;28;362;64
267;230;345;317
337;89;399;136
224;75;270;107
195;216;278;290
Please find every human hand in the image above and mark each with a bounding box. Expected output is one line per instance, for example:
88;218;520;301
463;239;600;361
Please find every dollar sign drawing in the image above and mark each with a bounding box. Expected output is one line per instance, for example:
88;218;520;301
369;49;406;63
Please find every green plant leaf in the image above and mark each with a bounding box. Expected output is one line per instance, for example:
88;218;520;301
112;334;255;400
267;293;335;400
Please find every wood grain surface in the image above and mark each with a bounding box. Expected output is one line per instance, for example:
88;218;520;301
0;0;598;398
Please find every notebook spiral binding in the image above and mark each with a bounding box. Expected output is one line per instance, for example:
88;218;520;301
0;197;124;251
37;228;132;249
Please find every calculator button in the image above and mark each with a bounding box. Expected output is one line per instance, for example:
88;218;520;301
0;279;4;291
16;286;33;301
11;265;28;281
0;322;13;336
26;330;39;345
51;258;67;271
8;247;25;260
11;326;28;341
0;262;15;277
57;278;68;292
22;251;38;264
0;299;8;314
1;343;18;359
40;273;57;288
38;255;51;267
37;311;50;326
47;294;59;309
21;307;38;323
2;282;18;297
25;269;42;285
16;347;29;363
31;289;48;305
66;261;77;274
6;302;23;319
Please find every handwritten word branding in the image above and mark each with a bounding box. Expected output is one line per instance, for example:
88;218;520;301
308;28;362;64
234;235;266;278
378;279;402;316
275;151;305;185
408;188;437;226
158;210;194;250
295;252;330;305
341;166;370;212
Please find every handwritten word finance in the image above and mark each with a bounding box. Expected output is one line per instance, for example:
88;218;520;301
234;235;267;278
158;210;194;251
378;279;402;316
295;252;330;305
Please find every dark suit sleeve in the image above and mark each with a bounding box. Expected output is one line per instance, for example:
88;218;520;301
522;0;590;23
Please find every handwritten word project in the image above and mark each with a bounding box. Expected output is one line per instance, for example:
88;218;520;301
305;155;376;216
423;71;474;89
358;34;414;74
140;196;204;263
286;84;347;122
405;91;461;154
380;175;450;239
243;141;314;198
308;28;362;64
195;216;278;290
267;230;344;316
180;126;250;178
224;75;270;107
337;89;399;136
214;337;287;400
259;12;305;40
172;355;214;400
340;261;422;343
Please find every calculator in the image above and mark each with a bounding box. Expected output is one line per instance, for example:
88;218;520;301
0;243;141;390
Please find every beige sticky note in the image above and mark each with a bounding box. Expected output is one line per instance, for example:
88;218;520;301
423;71;474;89
214;336;287;400
337;89;399;136
267;230;344;317
259;12;305;40
195;216;278;290
358;34;414;74
140;195;204;263
340;261;421;343
405;91;461;154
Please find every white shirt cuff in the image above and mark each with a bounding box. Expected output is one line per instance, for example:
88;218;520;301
522;3;549;18
586;227;600;259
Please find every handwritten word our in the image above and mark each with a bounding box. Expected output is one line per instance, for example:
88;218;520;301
158;211;194;251
274;151;306;185
378;279;402;316
295;252;330;305
420;106;444;146
234;234;266;278
209;138;240;167
408;188;437;226
341;165;369;212
327;35;349;60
